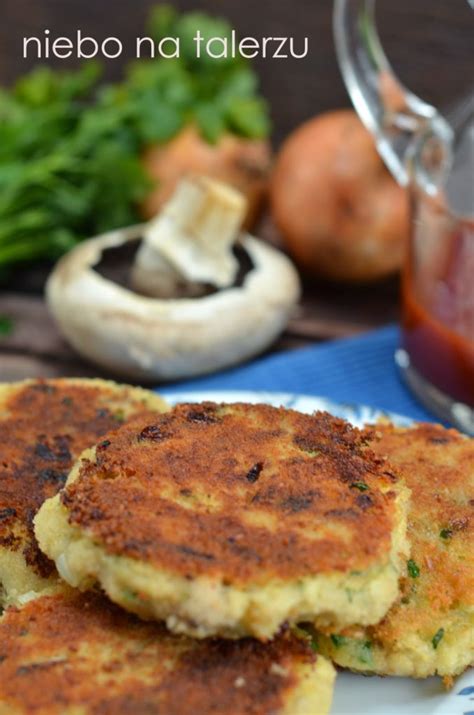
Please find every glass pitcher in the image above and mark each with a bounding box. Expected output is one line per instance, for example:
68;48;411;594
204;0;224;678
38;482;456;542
334;0;474;434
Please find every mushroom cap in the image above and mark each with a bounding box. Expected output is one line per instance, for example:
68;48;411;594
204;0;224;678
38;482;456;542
46;225;301;381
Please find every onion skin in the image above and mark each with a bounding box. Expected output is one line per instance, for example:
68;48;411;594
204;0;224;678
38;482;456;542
141;126;272;229
271;110;409;283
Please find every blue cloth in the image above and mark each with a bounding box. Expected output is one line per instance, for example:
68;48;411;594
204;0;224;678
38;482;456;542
161;325;435;422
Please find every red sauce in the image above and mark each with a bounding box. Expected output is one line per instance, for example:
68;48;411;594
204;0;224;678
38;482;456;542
402;217;474;406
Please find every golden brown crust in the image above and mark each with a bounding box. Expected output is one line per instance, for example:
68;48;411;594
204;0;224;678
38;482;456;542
0;379;166;580
319;422;474;677
61;403;401;584
365;422;474;643
0;591;317;715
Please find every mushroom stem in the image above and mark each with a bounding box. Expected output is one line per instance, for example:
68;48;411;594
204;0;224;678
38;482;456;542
131;176;247;298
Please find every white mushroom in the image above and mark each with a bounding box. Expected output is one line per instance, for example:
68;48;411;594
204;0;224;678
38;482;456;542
46;179;301;381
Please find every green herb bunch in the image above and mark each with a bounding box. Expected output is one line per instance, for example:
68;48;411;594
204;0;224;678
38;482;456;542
0;5;270;272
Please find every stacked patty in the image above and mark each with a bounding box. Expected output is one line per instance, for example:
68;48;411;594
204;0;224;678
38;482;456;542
0;589;335;715
35;402;410;639
1;385;340;715
3;383;470;715
0;379;167;606
317;423;474;678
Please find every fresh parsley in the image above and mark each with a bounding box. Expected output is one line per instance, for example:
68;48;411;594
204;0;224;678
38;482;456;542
0;5;270;273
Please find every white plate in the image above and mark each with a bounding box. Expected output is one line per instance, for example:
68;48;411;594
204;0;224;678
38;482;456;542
162;389;474;715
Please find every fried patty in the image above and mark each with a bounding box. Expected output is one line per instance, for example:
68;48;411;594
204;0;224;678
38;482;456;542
317;423;474;678
0;379;167;607
35;402;410;639
0;590;336;715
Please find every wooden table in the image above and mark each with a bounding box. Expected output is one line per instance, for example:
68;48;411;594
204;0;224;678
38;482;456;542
0;219;399;384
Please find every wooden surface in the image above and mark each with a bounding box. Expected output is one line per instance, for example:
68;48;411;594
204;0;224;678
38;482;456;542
0;218;399;383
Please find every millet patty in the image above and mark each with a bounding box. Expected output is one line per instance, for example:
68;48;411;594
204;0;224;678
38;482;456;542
0;589;336;715
36;402;410;639
317;423;474;678
0;378;167;606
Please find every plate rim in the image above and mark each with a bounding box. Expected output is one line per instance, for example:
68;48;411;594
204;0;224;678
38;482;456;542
162;389;414;427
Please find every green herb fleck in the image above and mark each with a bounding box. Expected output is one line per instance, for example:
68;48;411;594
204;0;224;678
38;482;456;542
351;482;369;492
440;529;453;540
432;628;445;649
330;634;348;648
291;625;318;651
357;640;373;665
113;409;126;423
62;396;74;407
407;559;420;578
0;316;13;337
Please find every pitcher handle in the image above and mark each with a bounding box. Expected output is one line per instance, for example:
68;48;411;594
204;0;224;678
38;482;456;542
333;0;449;186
